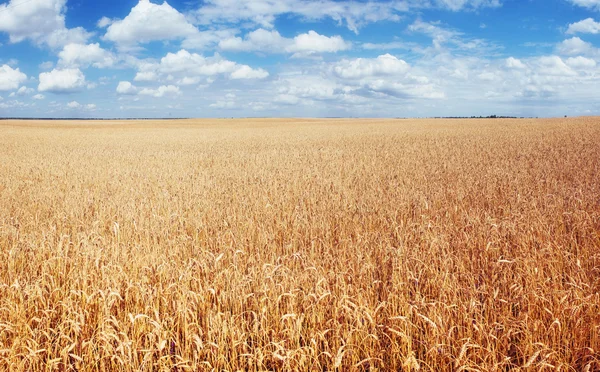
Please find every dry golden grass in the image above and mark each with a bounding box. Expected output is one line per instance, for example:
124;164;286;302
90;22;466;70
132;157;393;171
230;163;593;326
0;117;599;371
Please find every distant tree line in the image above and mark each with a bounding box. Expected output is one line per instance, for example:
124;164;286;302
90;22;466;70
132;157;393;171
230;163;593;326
431;115;521;119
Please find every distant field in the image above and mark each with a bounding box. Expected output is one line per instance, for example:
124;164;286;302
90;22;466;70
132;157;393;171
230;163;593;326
0;118;599;371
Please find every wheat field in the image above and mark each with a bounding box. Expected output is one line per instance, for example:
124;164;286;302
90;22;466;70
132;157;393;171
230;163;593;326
0;118;599;371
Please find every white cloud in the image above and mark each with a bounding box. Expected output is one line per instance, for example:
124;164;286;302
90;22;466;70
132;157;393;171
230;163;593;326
276;74;341;101
66;101;96;110
33;94;45;100
332;54;410;79
288;31;350;55
181;29;239;50
220;29;349;56
158;50;237;75
219;29;288;52
0;65;27;91
43;28;91;50
104;0;198;48
134;49;269;83
271;54;444;111
567;0;600;10
556;37;597;55
0;0;91;48
58;43;116;68
116;81;138;95
139;85;181;98
97;17;113;28
505;57;527;69
567;18;600;34
134;71;158;82
566;56;597;68
38;68;87;93
332;56;437;99
16;86;35;95
209;100;236;109
230;65;269;79
177;76;203;86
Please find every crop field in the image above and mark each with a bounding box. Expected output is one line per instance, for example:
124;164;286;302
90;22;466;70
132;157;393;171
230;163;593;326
0;117;599;371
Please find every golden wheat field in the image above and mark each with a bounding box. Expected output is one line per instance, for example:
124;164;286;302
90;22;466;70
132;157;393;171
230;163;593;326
0;117;599;371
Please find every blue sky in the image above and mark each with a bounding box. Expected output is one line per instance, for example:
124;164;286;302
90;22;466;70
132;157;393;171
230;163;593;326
1;0;600;118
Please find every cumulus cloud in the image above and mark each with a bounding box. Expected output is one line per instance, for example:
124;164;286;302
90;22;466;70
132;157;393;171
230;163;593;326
219;29;288;52
567;18;600;34
38;68;87;93
505;57;527;69
67;101;96;110
566;56;597;68
220;29;349;55
133;49;269;83
288;31;350;55
535;56;576;76
97;17;113;28
417;49;600;109
177;76;203;86
139;85;181;98
210;100;236;109
272;54;444;111
58;43;116;68
276;74;342;102
116;81;138;95
32;94;45;100
0;65;27;91
556;37;597;55
181;29;240;50
134;71;158;82
104;0;199;48
0;0;91;48
16;86;35;95
332;54;410;79
157;50;236;76
230;65;270;79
